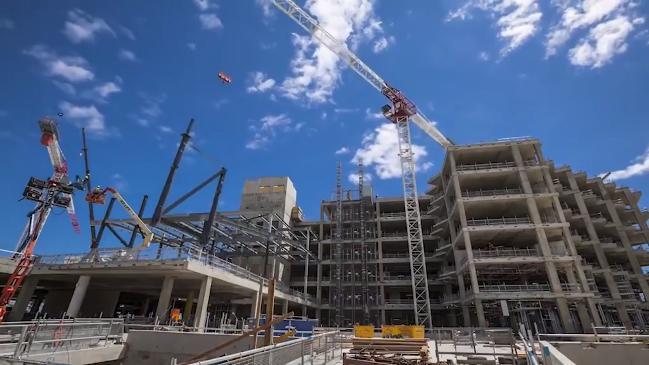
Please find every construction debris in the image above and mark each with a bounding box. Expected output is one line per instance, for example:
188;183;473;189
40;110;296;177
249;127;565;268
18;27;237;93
344;337;429;364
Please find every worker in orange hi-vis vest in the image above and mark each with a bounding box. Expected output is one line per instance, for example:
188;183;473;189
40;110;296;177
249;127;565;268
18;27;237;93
170;308;182;323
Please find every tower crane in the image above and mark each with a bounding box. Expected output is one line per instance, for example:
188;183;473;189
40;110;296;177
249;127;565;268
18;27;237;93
0;117;82;322
271;0;454;329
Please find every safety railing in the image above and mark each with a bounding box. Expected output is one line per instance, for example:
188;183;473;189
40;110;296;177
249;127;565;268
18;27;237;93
383;298;413;305
477;283;550;292
466;216;532;226
380;231;407;238
463;187;523;197
380;212;406;218
472;247;540;258
180;331;341;365
382;273;411;282
560;283;582;292
36;246;315;303
382;252;409;258
0;318;123;358
456;161;517;171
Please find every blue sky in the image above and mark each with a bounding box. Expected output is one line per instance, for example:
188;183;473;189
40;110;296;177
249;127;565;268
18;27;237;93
1;0;648;254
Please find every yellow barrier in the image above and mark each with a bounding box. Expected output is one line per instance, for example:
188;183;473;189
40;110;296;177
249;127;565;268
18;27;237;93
407;325;425;339
381;325;425;338
354;325;375;338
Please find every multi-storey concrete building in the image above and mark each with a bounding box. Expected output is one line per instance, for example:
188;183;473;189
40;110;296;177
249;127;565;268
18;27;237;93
426;138;649;332
289;138;649;332
3;139;648;334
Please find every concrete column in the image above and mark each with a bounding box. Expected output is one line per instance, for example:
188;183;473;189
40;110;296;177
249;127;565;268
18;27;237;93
475;299;486;327
8;277;38;322
141;297;151;316
194;276;212;331
375;201;387;324
556;298;575;333
576;303;593;333
250;291;259;318
183;291;195;325
514;146;575;333
155;276;175;322
442;156;471;327
567;174;629;326
595;180;649;300
282;299;289;315
316;206;324;306
66;275;91;318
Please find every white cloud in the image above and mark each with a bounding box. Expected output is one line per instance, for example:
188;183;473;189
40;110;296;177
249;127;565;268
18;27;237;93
544;0;644;66
257;0;274;17
365;107;384;120
604;146;649;181
94;81;121;99
63;9;114;43
59;101;107;136
24;45;94;83
373;36;394;53
352;124;432;179
246;134;270;150
0;18;14;29
279;0;389;104
335;146;350;155
246;114;299;150
111;173;128;191
187;42;197;51
247;71;276;93
479;51;490;61
448;0;543;56
546;0;627;57
568;16;637;67
159;126;173;133
334;108;359;114
259;114;291;130
52;81;76;96
348;172;372;184
119;25;136;40
118;49;137;62
132;93;165;127
194;0;218;11
199;13;223;30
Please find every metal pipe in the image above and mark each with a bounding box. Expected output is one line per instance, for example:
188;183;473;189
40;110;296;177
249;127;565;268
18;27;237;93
82;128;97;247
94;197;116;248
128;195;149;248
151;119;194;227
200;169;226;246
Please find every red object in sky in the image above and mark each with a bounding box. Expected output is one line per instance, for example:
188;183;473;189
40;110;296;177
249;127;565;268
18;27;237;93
217;71;231;84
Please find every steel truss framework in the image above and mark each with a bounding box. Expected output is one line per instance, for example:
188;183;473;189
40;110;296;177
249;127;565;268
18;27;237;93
87;119;317;265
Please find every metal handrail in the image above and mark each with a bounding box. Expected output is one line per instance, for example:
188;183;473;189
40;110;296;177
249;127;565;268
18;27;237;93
463;187;523;197
473;247;540;258
478;283;550;292
456;161;517;171
467;217;532;226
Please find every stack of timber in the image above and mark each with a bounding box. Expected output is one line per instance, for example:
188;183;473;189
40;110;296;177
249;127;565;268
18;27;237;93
344;337;430;364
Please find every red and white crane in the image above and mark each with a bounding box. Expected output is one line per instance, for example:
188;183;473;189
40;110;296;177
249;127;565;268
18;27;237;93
271;0;454;329
0;117;80;322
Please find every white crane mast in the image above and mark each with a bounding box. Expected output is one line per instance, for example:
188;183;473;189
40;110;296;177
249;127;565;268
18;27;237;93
271;0;452;329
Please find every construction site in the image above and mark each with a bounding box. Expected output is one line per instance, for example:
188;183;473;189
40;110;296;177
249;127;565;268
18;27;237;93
2;1;649;365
